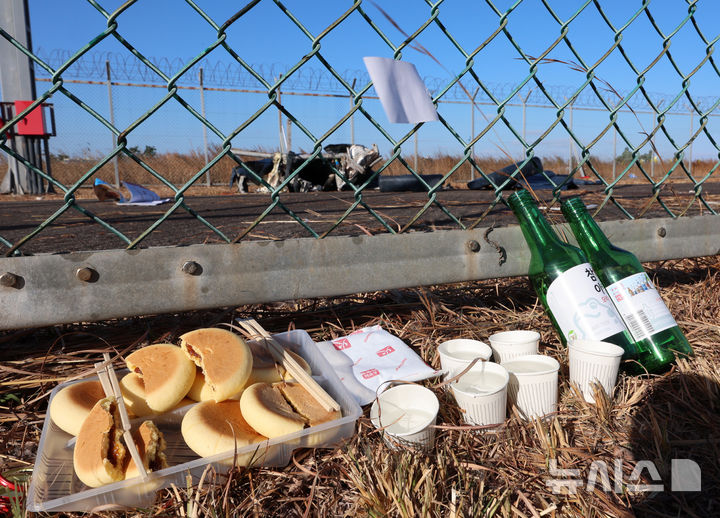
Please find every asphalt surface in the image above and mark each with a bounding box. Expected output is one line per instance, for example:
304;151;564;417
2;182;719;255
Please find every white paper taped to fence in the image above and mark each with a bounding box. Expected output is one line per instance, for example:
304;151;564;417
315;325;440;405
363;57;439;124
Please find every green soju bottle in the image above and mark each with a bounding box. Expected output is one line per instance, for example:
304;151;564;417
561;197;693;373
507;190;637;358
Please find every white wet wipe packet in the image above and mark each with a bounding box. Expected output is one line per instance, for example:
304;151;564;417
315;325;440;405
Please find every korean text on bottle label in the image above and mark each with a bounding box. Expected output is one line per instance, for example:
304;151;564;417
546;263;627;342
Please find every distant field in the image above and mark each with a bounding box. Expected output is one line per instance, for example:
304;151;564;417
2;149;716;191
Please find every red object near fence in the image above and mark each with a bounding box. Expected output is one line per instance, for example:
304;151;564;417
13;100;47;136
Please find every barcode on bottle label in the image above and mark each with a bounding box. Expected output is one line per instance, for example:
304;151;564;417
606;272;676;341
623;309;654;338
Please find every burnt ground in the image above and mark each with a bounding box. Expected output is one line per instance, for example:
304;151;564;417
2;182;720;255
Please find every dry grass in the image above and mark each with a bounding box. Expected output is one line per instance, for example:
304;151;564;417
1;256;719;517
49;147;240;189
39;149;720;192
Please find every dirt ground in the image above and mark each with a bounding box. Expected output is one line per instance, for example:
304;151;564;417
2;181;720;255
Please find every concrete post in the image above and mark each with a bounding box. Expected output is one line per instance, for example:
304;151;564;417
0;0;41;194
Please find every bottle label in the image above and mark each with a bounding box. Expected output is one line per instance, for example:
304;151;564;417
605;272;677;341
546;263;627;341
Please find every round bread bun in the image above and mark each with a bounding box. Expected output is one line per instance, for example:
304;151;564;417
245;342;312;386
124;420;168;479
180;328;252;402
73;397;127;488
187;367;243;402
239;382;306;438
120;372;194;416
49;380;106;436
125;344;195;413
181;400;267;463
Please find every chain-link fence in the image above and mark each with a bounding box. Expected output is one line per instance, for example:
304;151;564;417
2;1;720;252
1;0;720;328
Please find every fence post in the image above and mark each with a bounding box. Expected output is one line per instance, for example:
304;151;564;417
688;107;694;176
414;131;418;171
522;97;526;145
277;81;285;154
286;117;292;153
612;124;617;181
199;67;210;186
649;111;654;179
350;78;356;146
568;100;573;175
522;90;532;144
470;87;479;181
106;60;120;188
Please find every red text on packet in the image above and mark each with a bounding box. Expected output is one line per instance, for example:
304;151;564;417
361;368;380;379
332;338;352;351
377;345;395;357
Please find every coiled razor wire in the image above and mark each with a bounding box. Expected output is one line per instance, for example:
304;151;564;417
32;48;719;113
0;0;719;256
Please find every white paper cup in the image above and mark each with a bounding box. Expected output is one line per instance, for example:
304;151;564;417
449;361;509;427
370;384;439;451
438;339;492;377
568;339;624;403
488;330;540;363
502;354;559;420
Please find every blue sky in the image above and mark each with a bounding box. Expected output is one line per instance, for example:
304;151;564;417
16;0;720;162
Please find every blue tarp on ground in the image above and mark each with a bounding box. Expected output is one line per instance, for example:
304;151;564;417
93;178;172;205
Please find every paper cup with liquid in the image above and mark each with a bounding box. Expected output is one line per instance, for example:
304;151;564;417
370;384;439;451
568;339;624;403
438;339;492;377
488;330;540;363
449;361;509;427
501;354;559;420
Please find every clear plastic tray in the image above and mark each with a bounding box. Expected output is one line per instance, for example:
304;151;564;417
27;330;362;512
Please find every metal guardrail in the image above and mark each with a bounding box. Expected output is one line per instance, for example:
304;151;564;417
1;1;719;329
2;215;719;330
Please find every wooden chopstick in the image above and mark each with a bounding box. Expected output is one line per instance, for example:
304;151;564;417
94;360;113;398
94;354;148;480
240;319;340;412
237;319;341;413
246;320;340;412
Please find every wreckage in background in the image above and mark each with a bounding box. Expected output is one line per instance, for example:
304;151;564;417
466;157;603;191
229;144;382;193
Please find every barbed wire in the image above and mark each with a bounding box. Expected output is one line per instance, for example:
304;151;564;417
33;48;712;114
